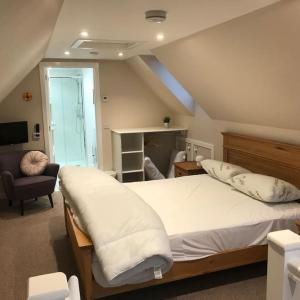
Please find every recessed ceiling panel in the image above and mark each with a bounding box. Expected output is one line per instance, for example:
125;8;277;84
72;39;144;51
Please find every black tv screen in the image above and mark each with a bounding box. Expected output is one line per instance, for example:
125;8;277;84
0;121;28;145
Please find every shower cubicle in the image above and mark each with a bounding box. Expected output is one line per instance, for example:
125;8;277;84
48;68;97;167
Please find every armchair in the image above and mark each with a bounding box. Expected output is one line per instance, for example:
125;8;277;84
0;151;59;215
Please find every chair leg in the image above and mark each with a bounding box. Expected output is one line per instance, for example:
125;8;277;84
35;197;38;201
48;194;54;208
20;200;24;216
8;199;12;207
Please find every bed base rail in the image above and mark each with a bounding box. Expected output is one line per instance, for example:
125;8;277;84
64;203;267;300
65;204;94;300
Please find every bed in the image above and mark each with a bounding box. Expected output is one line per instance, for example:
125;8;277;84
63;132;300;300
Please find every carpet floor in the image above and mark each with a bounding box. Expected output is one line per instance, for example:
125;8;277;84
0;192;267;300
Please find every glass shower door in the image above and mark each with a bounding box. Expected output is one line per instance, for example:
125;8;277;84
49;77;87;166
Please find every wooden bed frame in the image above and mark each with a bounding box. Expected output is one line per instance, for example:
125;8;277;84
64;132;300;300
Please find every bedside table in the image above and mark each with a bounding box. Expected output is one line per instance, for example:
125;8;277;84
174;161;206;177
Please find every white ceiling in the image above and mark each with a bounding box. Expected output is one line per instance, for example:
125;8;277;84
46;0;279;60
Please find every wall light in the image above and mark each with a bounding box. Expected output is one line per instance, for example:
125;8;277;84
118;51;124;57
64;51;70;56
23;92;32;102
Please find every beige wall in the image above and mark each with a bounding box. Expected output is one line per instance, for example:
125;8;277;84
152;0;300;159
0;60;173;170
127;56;194;115
0;66;45;152
175;102;300;160
173;103;222;158
0;0;63;102
99;61;173;170
153;0;300;130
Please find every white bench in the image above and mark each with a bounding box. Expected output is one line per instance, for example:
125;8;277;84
267;230;300;300
27;272;80;300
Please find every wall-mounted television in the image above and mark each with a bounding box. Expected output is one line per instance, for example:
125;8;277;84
0;121;28;145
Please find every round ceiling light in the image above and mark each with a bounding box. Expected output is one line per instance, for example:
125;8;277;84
145;10;167;23
156;33;164;41
80;31;89;37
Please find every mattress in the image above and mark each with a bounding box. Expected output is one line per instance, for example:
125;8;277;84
125;174;300;262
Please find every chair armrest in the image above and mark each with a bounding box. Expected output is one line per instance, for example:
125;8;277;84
1;171;14;199
44;163;60;178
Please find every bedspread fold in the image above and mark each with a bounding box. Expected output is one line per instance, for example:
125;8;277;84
59;166;173;287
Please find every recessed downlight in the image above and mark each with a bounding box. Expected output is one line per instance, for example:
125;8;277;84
156;33;165;41
118;51;124;57
64;51;70;56
80;31;89;37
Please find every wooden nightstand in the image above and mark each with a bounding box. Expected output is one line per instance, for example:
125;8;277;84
174;161;206;177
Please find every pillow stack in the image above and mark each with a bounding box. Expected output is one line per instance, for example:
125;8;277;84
144;157;165;180
201;159;300;203
229;173;300;203
167;150;186;178
201;159;250;183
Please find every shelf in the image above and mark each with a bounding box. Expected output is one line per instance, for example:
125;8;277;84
122;169;144;174
122;150;143;154
122;151;143;172
112;126;187;134
122;171;144;183
121;133;143;152
112;126;187;182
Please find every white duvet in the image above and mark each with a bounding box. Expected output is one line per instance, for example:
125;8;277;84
126;175;300;261
59;167;173;287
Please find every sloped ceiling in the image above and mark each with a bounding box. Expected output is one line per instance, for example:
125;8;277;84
127;56;194;115
0;0;63;102
46;0;278;59
153;0;300;130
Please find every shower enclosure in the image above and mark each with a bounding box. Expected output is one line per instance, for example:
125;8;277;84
47;68;97;167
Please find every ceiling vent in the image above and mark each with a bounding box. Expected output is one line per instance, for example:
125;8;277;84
71;39;143;51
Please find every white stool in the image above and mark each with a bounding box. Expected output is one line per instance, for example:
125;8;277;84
27;272;80;300
267;230;300;300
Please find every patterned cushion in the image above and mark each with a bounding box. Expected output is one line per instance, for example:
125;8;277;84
201;159;251;183
20;151;49;176
144;156;165;180
167;150;186;178
229;173;300;203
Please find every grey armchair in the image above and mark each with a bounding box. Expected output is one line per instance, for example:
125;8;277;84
0;151;59;215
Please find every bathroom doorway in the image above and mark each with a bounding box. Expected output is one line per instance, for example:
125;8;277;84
40;63;101;168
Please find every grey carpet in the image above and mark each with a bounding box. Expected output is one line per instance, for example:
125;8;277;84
0;192;267;300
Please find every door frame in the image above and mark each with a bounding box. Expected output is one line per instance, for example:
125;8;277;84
39;61;103;168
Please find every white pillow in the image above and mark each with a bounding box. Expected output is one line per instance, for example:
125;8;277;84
20;151;49;176
144;157;165;180
201;159;251;183
229;173;300;203
167;150;186;178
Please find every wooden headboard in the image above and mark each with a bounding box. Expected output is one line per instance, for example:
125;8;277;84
223;133;300;188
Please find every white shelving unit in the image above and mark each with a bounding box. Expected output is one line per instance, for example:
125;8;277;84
112;127;187;182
